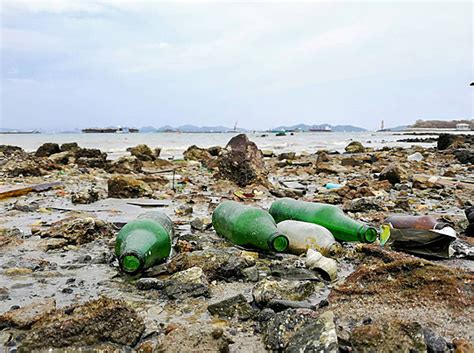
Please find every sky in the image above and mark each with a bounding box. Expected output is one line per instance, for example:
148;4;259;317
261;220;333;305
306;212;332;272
0;0;472;131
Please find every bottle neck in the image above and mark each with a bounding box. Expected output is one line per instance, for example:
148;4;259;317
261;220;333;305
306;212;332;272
119;250;145;274
267;232;289;252
358;225;378;243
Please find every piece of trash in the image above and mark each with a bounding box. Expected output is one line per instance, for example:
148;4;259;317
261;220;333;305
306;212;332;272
276;220;341;256
115;211;174;274
0;181;63;200
233;190;263;200
212;201;289;252
384;214;447;230
381;223;457;259
269;198;377;243
305;248;337;281
279;181;307;190
126;200;171;208
324;183;343;190
407;152;424;162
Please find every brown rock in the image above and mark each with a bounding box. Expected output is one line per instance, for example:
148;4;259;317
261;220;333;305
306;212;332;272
379;163;407;185
106;156;143;174
19;297;144;351
0;299;56;329
183;145;213;165
216;134;268;187
345;141;366;153
127;144;156;161
108;175;153;198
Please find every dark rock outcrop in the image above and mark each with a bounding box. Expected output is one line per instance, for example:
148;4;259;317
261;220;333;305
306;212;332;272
35;143;60;157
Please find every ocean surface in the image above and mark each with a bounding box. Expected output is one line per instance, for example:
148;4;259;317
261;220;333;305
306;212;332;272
0;131;440;159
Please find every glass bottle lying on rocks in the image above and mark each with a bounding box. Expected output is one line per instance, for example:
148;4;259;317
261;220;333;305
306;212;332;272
115;211;174;274
269;198;377;243
212;201;289;252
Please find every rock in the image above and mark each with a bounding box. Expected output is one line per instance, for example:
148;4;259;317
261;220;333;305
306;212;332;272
19;297;144;351
190;216;212;231
136;278;165;290
60;142;79;152
166;249;255;281
35;143;60;157
108;175;152;198
437;134;473;150
286;311;338;353
13;200;39;212
216;134;268;187
38;216;115;247
351;321;426;352
266;299;316;312
207;146;222;157
75;148;108;168
317;162;348;174
106;156;143;174
241;266;259;282
0;145;24;155
453;149;473;164
71;187;100;204
342;196;386;212
175;204;193;216
278;152;296;161
252;279;316;306
127;144;156;161
465;207;474;237
183;145;213;165
48;151;73;164
207;294;256;320
0;298;56;329
345;141;365;153
164;267;210;299
263;308;319;351
262;150;274;157
269;188;305;199
407;152;424;162
0;227;23;249
423;327;449;353
157;323;231;352
453;338;474;353
341;157;362;167
379;163;407;185
4;159;44;177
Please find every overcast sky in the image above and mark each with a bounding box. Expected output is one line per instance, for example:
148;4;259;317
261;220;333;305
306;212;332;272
1;0;472;131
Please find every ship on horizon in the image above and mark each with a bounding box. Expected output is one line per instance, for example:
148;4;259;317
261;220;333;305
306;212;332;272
309;126;332;132
82;126;139;133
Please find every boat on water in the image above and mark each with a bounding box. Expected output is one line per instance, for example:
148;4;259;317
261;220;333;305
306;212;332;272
309;126;332;132
0;130;40;134
82;127;139;133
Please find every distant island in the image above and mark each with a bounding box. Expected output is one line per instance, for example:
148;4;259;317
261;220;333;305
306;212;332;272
410;119;473;130
272;123;366;132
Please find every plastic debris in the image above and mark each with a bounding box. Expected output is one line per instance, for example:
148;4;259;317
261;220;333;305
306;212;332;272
305;248;337;281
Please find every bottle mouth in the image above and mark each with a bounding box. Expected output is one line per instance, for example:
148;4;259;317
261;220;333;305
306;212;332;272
120;252;144;274
270;234;289;252
362;227;378;243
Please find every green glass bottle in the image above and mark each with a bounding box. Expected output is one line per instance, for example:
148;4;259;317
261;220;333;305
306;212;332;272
115;211;174;274
212;201;289;252
269;198;377;243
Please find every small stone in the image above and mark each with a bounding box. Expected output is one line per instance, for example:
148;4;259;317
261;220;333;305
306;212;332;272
190;216;211;231
407;152;424;162
175;204;193;216
345;141;365;153
165;267;210;299
127;144;156;161
136;278;165;290
278;152;296;161
241;266;259;282
423;327;448;353
108;175;152;198
48;151;72;164
71;187;100;204
379;163;407;185
207;294;256;320
253;279;316;306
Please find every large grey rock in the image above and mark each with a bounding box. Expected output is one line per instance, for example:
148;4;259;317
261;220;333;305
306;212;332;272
253;279;316;307
35;143;60;157
207;294;257;320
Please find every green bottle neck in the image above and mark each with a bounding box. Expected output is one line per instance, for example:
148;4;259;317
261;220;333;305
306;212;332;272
119;250;145;274
358;225;378;243
267;232;289;252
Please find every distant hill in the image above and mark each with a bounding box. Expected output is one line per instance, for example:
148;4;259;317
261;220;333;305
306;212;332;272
411;119;473;129
273;123;366;132
384;125;409;132
141;125;249;133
